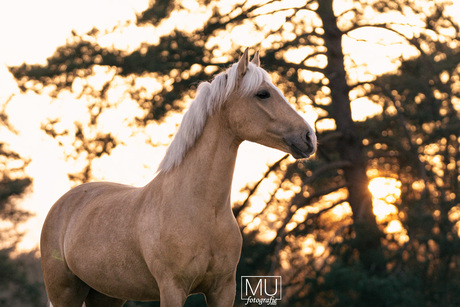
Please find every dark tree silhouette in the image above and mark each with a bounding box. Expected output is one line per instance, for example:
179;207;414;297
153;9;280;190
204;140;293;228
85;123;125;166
0;104;44;305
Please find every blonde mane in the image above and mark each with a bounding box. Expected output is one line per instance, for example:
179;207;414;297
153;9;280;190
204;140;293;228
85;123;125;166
158;61;270;173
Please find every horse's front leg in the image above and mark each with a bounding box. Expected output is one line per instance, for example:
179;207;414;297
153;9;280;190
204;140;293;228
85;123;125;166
205;276;237;307
159;279;187;307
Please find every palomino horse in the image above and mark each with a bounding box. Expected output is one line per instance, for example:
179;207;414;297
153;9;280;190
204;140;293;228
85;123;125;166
41;49;317;307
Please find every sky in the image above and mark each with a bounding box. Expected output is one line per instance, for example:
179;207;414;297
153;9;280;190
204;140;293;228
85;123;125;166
0;0;459;252
0;0;149;66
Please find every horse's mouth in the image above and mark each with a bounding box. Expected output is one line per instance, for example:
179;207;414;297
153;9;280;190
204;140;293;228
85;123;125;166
284;133;316;159
288;143;312;159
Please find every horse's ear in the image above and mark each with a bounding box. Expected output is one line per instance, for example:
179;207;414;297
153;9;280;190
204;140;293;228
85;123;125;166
251;51;260;67
237;48;250;79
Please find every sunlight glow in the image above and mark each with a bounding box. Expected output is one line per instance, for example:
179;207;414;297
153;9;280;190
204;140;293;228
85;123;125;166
331;202;353;219
369;177;409;244
386;220;409;244
351;97;383;121
448;207;460;237
372;200;398;219
301;235;326;257
369;177;401;201
369;177;402;223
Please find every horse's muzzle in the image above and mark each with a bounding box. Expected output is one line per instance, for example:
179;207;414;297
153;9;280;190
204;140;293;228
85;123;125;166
284;131;317;159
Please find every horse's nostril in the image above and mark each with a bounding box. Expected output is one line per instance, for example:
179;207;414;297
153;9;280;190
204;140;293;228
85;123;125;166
306;131;312;146
305;131;315;154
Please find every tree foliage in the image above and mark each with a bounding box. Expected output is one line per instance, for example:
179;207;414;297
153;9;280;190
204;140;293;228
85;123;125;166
0;141;31;248
8;0;460;305
0;107;45;305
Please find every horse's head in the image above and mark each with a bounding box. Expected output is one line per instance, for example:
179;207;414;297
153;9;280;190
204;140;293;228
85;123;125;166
225;49;317;159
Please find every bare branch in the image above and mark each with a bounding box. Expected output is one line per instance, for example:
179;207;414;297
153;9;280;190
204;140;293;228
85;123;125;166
320;131;342;141
348;80;376;91
272;59;325;74
287;197;348;237
0;95;19;134
343;23;426;56
337;7;358;19
233;154;289;217
276;183;349;240
304;160;352;184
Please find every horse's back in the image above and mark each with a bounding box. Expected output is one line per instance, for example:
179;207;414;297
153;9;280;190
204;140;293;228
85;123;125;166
42;182;135;243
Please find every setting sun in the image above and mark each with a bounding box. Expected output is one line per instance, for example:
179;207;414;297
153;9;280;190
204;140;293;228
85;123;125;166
368;177;401;221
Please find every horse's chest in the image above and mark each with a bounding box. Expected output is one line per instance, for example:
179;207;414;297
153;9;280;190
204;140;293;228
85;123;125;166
152;215;242;275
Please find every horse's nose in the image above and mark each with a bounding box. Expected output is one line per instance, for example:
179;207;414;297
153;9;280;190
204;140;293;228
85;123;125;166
305;131;316;155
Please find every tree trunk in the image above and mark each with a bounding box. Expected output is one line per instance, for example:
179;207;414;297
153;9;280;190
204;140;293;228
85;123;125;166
317;0;384;272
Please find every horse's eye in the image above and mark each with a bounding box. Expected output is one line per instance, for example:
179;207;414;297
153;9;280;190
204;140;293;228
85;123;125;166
255;90;270;99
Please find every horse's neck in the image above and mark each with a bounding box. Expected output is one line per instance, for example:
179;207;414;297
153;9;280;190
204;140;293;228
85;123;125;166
155;112;240;210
